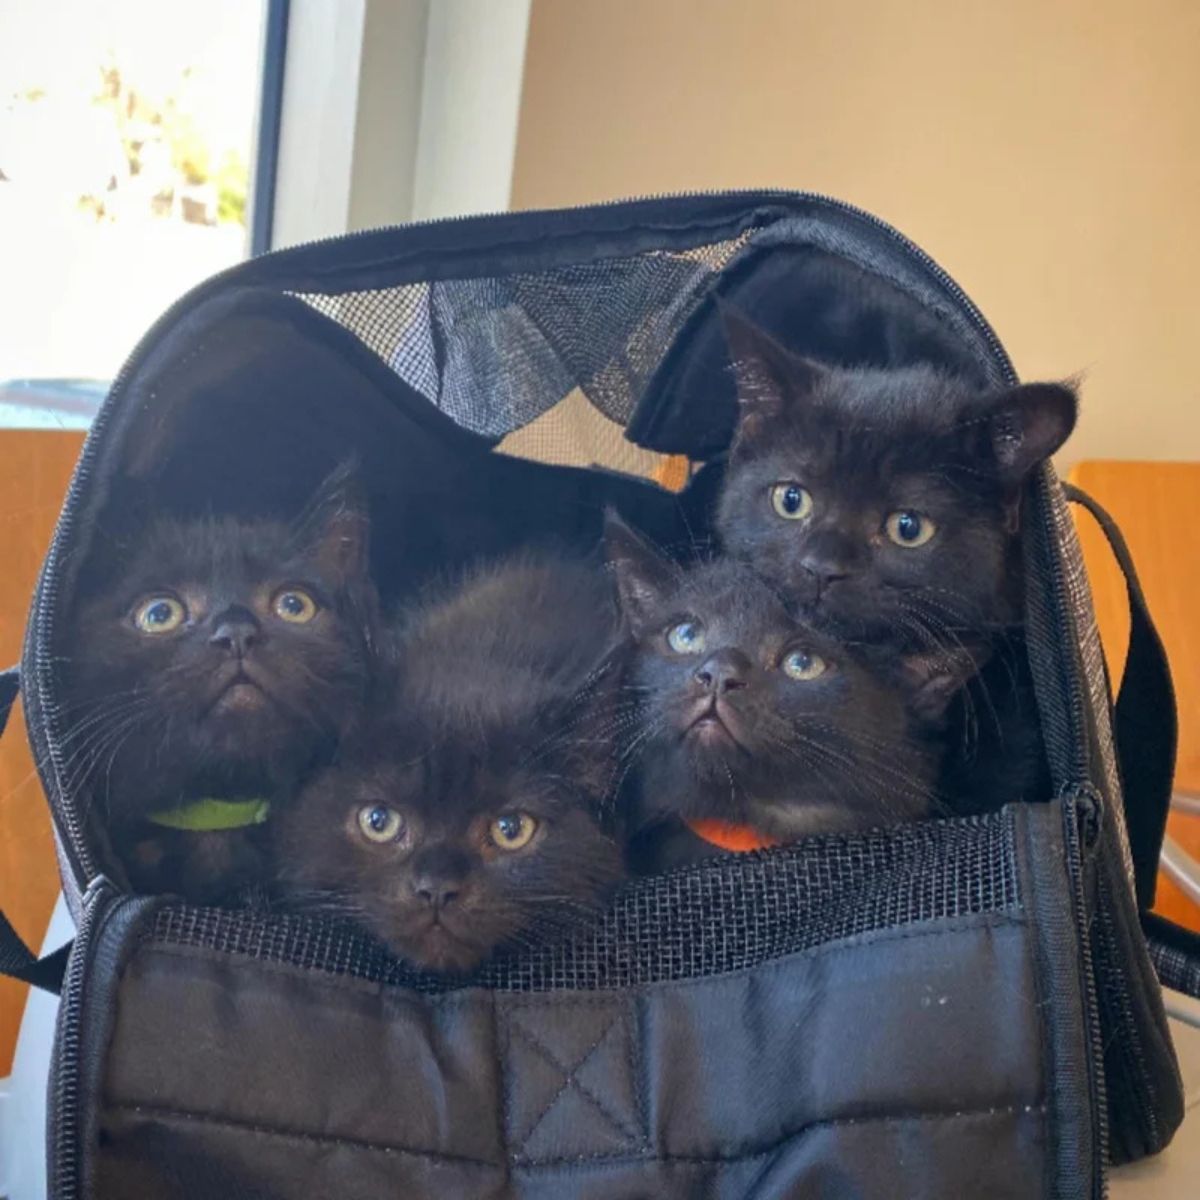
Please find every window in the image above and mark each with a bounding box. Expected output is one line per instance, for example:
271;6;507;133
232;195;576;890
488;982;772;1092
0;0;273;427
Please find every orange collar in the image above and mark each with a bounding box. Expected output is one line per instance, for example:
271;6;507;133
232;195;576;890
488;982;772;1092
685;818;781;853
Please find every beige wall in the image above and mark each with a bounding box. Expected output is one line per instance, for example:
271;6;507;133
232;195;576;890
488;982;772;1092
512;0;1200;467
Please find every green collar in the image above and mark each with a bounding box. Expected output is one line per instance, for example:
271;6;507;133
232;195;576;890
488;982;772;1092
147;797;271;832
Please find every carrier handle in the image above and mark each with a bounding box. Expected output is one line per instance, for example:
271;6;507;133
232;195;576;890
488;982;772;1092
1063;484;1177;910
0;666;68;994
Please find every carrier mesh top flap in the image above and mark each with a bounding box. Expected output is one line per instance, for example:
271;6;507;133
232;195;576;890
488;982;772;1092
268;197;1015;459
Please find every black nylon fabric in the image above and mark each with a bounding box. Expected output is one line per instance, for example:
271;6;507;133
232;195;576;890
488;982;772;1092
98;929;1047;1199
65;803;1093;1199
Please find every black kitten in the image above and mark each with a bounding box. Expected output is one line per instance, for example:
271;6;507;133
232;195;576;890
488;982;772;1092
607;517;961;867
63;464;375;901
273;555;625;975
713;307;1077;810
715;305;1077;642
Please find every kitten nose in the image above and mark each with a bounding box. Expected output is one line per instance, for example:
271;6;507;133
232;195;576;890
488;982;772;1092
694;649;752;694
412;877;461;910
799;531;855;592
209;607;262;657
801;557;850;592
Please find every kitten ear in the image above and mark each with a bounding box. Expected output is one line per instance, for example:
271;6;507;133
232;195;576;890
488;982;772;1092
717;299;825;437
984;381;1078;484
603;510;673;636
292;459;369;583
897;645;987;726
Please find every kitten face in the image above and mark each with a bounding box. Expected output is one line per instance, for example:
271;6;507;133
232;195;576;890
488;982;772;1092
714;306;1077;649
64;466;374;821
276;725;622;974
274;555;626;974
608;517;956;838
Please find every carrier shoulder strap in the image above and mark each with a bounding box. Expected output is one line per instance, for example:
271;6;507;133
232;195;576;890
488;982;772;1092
0;664;17;740
0;667;69;994
1063;484;1177;910
1142;910;1200;1002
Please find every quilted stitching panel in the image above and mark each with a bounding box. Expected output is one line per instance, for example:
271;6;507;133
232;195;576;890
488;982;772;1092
503;999;646;1164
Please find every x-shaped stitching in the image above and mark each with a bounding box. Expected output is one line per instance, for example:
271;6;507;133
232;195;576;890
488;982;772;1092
507;1011;639;1156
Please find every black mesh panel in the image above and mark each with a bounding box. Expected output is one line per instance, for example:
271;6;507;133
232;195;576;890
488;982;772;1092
291;237;750;446
151;810;1020;995
292;283;437;401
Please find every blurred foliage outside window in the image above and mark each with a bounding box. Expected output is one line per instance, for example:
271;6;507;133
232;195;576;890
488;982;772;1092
71;56;249;229
0;1;265;393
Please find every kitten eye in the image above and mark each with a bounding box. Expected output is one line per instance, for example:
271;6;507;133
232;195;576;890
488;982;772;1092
770;482;813;521
132;595;186;634
357;804;406;844
489;812;538;851
885;510;937;548
666;620;706;655
272;588;318;623
782;649;828;680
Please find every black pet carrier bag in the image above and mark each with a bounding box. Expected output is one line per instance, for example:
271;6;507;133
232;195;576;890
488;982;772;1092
1;191;1195;1198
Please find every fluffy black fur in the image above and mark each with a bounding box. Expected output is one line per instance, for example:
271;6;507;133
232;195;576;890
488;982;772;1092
715;305;1077;643
607;517;961;868
62;464;376;900
272;555;626;975
713;307;1077;811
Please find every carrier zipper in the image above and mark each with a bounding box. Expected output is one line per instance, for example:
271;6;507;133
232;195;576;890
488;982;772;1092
48;878;107;1200
1064;792;1109;1197
1094;900;1154;1152
49;884;160;1199
1093;870;1162;1158
27;189;1017;892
